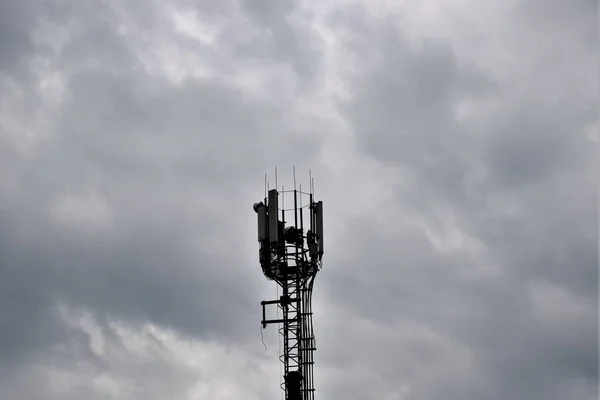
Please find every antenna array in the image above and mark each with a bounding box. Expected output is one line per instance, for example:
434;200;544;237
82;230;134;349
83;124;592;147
253;168;324;400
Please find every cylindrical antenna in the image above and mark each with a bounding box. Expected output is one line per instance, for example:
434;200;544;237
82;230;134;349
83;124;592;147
309;181;314;234
275;166;278;192
309;169;312;196
299;183;304;240
281;185;285;261
294;188;298;229
293;185;298;260
264;173;267;200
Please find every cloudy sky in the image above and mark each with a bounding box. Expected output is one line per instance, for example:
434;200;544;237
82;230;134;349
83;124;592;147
0;0;597;399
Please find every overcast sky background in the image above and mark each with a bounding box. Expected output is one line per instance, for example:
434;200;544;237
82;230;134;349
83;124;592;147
0;0;597;399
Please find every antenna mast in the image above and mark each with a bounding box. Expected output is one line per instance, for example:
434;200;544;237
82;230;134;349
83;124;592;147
253;169;324;400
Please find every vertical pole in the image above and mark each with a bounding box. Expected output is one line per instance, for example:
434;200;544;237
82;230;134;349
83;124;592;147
293;187;301;398
280;186;289;398
299;184;304;250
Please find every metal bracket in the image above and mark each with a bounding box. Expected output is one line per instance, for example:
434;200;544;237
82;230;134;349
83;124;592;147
261;297;299;328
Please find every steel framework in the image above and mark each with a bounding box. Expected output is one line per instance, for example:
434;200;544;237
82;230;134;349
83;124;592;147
254;172;323;400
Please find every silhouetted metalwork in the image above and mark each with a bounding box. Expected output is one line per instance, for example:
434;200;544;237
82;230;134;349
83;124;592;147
254;168;324;400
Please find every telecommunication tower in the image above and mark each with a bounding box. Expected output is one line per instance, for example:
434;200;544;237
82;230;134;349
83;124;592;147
253;169;324;400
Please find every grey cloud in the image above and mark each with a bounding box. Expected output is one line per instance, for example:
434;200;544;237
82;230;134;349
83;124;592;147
515;0;597;45
322;2;597;400
0;1;33;71
207;0;322;82
0;0;596;399
0;0;322;384
332;11;495;171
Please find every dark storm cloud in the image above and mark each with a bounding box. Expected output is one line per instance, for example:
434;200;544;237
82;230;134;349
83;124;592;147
515;0;597;45
320;2;597;400
0;0;323;384
0;1;34;72
0;0;597;399
180;0;322;82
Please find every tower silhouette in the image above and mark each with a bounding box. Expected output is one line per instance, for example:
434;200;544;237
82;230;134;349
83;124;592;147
254;170;324;400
